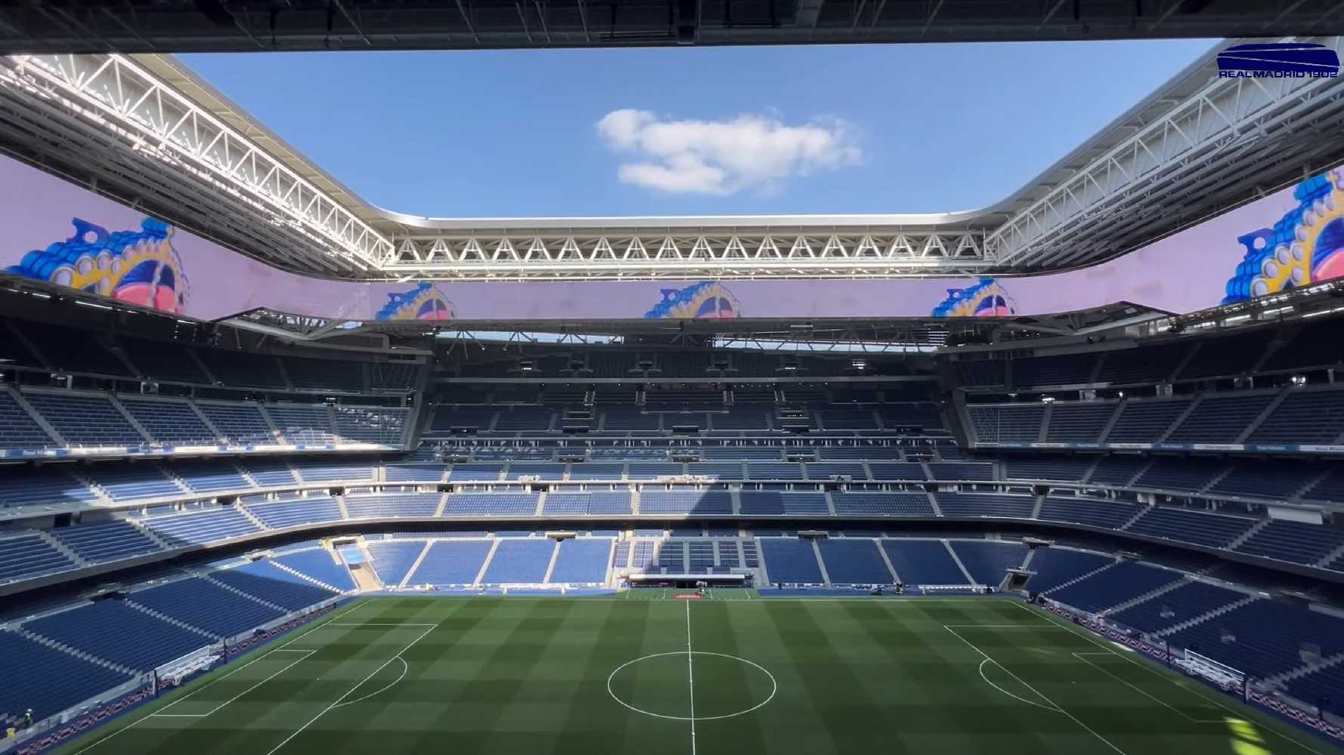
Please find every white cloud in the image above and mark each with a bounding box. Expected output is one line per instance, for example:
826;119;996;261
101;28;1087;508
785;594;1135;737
596;109;861;195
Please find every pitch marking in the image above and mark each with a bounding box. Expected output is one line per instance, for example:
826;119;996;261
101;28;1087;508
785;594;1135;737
1071;652;1224;724
69;600;372;755
686;600;697;755
265;622;436;755
1015;602;1324;755
606;651;778;722
153;649;316;718
944;624;1128;755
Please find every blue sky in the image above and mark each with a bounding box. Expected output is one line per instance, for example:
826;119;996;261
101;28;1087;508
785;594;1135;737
183;40;1213;218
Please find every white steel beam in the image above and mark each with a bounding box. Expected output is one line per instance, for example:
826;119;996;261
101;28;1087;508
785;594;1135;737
987;36;1344;268
2;39;1344;282
6;53;393;270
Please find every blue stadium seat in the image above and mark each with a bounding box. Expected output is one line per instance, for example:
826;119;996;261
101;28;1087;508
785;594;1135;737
817;539;892;584
548;538;611;584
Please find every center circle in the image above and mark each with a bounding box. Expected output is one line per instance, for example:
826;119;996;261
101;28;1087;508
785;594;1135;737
606;651;777;721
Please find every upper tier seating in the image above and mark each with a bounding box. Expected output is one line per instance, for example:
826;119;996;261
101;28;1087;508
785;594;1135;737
346;493;441;519
926;462;994;480
290;459;375;483
0;533;76;583
831;492;933;516
49;519;159;563
867;462;927;480
543;492;632;516
1038;496;1142;529
1247;387;1344;445
1177;332;1268;380
1003;456;1094;481
447;463;505;482
385;464;448;483
739;491;829;516
284;357;365;393
137;506;261;546
967;404;1043;443
1088;456;1149;485
801;459;865;475
1132;457;1228;491
1104;399;1188;444
507;463;566;481
1044;402;1116;443
172;461;251;493
0;466;98;510
1207;460;1323;500
238;458;298;486
195;402;277;446
121;338;211;384
84;464;181;501
1260;322;1343;374
0;390;55;451
266;405;338;446
16;322;132;377
568;464;626;481
746;462;805;480
936;492;1036;519
23;393;143;447
640;490;733;515
1095;343;1186;385
1165;393;1275;444
1125;507;1255;548
331;406;407;445
195;349;286;388
1012;353;1098;387
118;398;217;446
245;496;343;529
443;492;539;516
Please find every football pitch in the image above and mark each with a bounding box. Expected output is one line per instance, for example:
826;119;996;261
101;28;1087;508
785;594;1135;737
62;593;1340;755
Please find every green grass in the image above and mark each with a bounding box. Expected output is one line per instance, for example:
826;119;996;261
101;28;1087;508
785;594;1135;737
60;595;1342;755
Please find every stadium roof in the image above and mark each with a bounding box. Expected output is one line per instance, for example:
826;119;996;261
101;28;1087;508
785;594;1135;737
2;0;1343;53
2;38;1344;281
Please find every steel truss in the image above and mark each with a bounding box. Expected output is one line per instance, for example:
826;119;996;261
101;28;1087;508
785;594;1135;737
2;41;1344;281
1;54;391;271
988;35;1344;270
380;228;991;279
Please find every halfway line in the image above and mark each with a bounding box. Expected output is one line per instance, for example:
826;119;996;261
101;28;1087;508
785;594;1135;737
686;599;697;755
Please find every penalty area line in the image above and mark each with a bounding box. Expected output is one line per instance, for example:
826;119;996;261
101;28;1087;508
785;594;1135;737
264;622;437;755
1015;602;1324;755
943;624;1128;755
152;649;316;718
686;599;697;755
68;599;372;755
